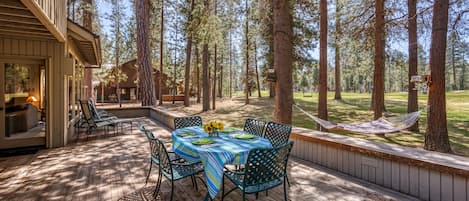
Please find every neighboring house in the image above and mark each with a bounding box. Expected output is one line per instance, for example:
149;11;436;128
0;1;101;149
97;59;169;102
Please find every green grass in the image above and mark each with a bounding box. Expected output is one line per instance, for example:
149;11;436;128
293;91;469;155
166;90;469;156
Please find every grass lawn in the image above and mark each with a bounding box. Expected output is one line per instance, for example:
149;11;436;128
162;90;469;156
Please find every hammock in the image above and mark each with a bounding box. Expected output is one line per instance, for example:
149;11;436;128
293;103;423;134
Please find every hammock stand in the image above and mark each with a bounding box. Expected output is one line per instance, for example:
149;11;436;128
293;103;423;134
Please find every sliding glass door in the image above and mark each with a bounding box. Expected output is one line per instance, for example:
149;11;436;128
0;59;46;149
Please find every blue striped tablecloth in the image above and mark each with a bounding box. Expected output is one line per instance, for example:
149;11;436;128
172;126;272;199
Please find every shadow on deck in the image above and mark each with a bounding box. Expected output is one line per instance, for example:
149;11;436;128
0;117;416;201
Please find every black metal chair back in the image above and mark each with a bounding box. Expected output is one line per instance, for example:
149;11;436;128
243;119;267;137
155;138;174;179
264;121;292;147
174;116;203;129
79;99;97;128
139;125;155;138
88;99;103;120
243;141;294;187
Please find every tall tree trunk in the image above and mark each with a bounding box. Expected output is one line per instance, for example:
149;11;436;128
202;43;210;111
254;42;261;97
273;0;293;124
245;0;250;104
158;0;164;105
115;1;122;108
184;0;195;106
72;0;76;22
202;0;210;111
407;0;418;131
451;41;457;90
137;0;156;106
196;45;201;103
229;29;233;99
219;52;223;98
212;0;217;109
334;0;342;100
461;54;465;90
425;0;451;153
213;44;217;109
372;0;385;119
172;34;177;105
318;0;328;129
83;0;93;100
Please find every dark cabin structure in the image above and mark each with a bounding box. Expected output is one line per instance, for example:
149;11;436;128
97;59;169;102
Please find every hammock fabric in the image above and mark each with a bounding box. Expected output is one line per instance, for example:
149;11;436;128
293;104;422;134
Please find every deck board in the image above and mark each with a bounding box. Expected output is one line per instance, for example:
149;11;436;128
0;117;417;201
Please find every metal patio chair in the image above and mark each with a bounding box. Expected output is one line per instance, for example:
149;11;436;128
173;116;203;129
221;141;294;201
243;118;267;137
78;99;116;137
264;121;292;147
139;125;184;185
151;137;203;201
88;99;116;120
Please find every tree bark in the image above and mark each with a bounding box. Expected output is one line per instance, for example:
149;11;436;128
407;0;418;131
334;0;342;100
425;0;452;153
229;29;233;99
219;52;223;98
202;0;210;111
137;0;156;106
245;0;250;104
172;28;177;105
184;0;195;106
372;0;385;119
212;0;217;109
158;0;164;105
83;0;93;100
196;45;201;103
115;1;121;108
254;42;261;97
461;54;465;90
273;0;293;124
202;43;210;111
213;44;217;109
451;41;457;90
318;0;328;130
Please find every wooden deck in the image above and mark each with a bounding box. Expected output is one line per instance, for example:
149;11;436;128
0;118;417;201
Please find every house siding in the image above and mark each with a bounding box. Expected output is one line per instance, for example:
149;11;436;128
0;37;68;148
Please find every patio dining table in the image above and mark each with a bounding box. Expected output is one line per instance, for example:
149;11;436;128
172;126;272;199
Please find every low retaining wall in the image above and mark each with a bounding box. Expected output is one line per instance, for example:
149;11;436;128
100;106;469;201
149;106;184;129
291;127;469;201
104;107;150;118
104;106;185;129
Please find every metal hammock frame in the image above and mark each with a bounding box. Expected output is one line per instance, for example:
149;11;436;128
293;103;423;134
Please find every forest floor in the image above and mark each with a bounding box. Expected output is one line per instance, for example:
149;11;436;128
158;90;469;156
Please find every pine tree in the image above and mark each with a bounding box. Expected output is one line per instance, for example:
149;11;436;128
425;0;452;153
273;0;293;124
137;0;156;106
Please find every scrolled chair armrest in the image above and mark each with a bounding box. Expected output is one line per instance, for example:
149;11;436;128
224;168;246;175
170;160;199;166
